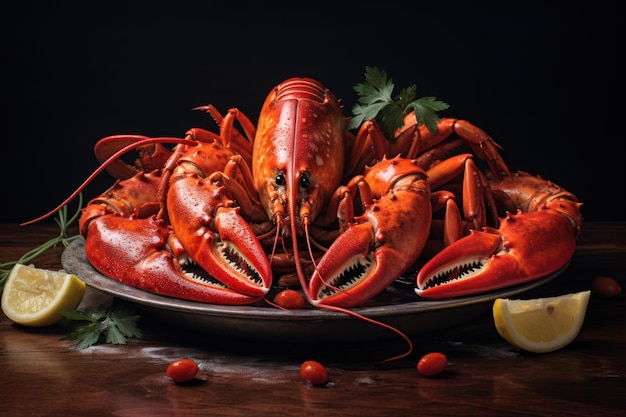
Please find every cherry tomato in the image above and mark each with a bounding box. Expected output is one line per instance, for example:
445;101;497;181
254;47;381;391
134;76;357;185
274;289;306;309
167;358;199;383
417;352;447;377
592;276;621;298
300;360;329;386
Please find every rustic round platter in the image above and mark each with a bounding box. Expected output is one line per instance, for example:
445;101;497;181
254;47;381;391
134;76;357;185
62;237;562;343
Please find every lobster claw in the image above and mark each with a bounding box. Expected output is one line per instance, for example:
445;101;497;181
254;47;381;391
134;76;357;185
84;215;263;305
167;173;272;297
415;208;577;299
307;222;387;307
309;157;432;308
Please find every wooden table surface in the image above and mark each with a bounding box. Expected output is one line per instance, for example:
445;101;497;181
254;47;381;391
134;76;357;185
1;222;624;417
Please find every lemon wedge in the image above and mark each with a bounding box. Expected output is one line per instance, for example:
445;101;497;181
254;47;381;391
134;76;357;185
492;290;590;353
1;263;86;327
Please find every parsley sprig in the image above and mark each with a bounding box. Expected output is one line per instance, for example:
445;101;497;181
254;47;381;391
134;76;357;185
58;301;143;349
348;66;450;140
0;194;83;292
2;195;143;349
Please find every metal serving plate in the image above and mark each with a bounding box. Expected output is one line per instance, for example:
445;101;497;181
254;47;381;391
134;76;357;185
62;237;561;343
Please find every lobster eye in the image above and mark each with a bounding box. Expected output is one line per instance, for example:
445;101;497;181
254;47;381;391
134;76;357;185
299;173;310;189
275;172;286;186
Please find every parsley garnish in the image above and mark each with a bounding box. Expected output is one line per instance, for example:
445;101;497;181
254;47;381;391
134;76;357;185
58;301;143;349
348;66;450;140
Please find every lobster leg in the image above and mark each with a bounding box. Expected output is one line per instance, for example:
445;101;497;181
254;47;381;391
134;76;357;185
84;215;263;304
420;153;499;258
427;153;490;231
192;105;257;165
308;157;432;307
391;117;511;180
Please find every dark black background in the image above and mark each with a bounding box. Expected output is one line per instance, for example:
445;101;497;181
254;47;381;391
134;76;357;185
1;2;621;224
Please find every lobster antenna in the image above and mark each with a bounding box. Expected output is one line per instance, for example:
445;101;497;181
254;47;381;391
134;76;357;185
267;222;282;265
21;137;190;226
316;302;414;363
304;223;318;270
302;220;413;362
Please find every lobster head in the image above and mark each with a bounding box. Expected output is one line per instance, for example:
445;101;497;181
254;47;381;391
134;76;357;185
252;78;347;236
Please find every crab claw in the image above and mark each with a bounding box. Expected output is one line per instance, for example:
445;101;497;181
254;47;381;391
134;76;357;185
415;208;577;299
84;215;264;304
167;174;272;297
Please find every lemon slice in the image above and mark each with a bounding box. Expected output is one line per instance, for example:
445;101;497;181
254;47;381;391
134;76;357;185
1;263;86;327
492;290;590;353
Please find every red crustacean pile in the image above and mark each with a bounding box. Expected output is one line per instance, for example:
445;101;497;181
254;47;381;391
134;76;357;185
26;68;583;357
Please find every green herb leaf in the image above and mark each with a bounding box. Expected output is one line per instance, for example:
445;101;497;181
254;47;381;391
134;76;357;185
109;307;143;339
0;194;83;292
105;323;130;345
59;301;143;349
349;67;396;130
55;309;93;321
64;322;107;349
348;66;450;141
